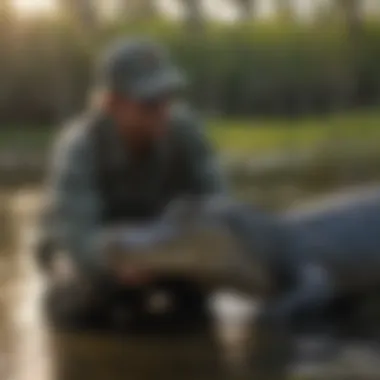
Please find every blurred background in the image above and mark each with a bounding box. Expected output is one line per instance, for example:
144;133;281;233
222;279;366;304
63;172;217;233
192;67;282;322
1;1;380;380
1;0;380;201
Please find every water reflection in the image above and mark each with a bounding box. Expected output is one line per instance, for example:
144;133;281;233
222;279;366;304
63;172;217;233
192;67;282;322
6;188;380;380
1;190;255;380
53;333;225;380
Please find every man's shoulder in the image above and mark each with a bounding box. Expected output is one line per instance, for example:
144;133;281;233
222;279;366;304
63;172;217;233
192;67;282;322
53;113;96;158
169;102;204;143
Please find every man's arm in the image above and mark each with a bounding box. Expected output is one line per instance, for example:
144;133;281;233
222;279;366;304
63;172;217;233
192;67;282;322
46;124;105;273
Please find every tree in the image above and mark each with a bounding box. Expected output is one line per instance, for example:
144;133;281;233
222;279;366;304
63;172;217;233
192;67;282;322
0;0;12;28
55;0;101;121
235;0;256;21
0;0;14;55
118;0;158;21
59;0;99;32
275;0;295;20
181;0;205;32
134;0;158;20
337;0;363;37
0;0;13;114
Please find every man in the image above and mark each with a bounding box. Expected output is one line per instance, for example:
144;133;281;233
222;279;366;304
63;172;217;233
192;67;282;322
40;37;226;329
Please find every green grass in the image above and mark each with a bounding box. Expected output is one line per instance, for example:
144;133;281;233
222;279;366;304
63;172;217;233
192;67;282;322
209;111;380;155
0;127;53;151
2;110;380;155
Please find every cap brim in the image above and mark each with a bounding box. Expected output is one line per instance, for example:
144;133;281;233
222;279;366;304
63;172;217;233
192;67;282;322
129;69;186;100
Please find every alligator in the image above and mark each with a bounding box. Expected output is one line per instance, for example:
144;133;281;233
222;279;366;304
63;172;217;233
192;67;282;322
38;185;380;376
104;186;380;378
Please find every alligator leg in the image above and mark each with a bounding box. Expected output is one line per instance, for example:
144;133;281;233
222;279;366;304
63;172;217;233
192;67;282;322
252;263;335;379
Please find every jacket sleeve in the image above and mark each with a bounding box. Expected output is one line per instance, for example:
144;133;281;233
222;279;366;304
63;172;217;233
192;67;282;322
47;125;106;273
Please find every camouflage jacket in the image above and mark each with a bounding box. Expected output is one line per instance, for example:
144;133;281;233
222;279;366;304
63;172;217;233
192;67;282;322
44;104;226;273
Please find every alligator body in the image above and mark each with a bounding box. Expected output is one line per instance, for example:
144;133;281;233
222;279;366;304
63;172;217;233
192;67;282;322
226;186;380;378
108;187;380;378
106;186;380;309
41;186;380;376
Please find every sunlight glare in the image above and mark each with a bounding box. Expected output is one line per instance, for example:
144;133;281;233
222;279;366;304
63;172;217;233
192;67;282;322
13;0;57;15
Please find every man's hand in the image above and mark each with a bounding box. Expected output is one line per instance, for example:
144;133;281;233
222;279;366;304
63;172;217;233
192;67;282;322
102;226;158;286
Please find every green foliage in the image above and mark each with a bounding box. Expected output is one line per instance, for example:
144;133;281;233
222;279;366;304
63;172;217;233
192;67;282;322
3;110;380;155
210;109;380;155
1;18;380;123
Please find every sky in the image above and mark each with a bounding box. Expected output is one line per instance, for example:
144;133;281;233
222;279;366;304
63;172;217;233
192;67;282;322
13;0;56;14
10;0;380;21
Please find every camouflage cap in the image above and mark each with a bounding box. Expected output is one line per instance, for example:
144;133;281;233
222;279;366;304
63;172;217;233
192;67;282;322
97;38;186;100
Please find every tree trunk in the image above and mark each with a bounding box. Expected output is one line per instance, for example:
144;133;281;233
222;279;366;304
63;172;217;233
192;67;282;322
0;0;14;117
338;0;363;38
77;0;99;31
275;0;295;20
0;0;12;31
236;0;256;21
135;0;158;20
181;0;204;32
60;0;99;33
55;0;96;122
334;0;364;112
118;0;158;21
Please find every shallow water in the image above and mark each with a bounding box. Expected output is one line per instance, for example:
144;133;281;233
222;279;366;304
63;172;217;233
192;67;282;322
2;188;380;380
0;189;259;380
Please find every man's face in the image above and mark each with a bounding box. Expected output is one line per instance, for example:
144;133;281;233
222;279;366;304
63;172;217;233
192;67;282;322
110;94;172;145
